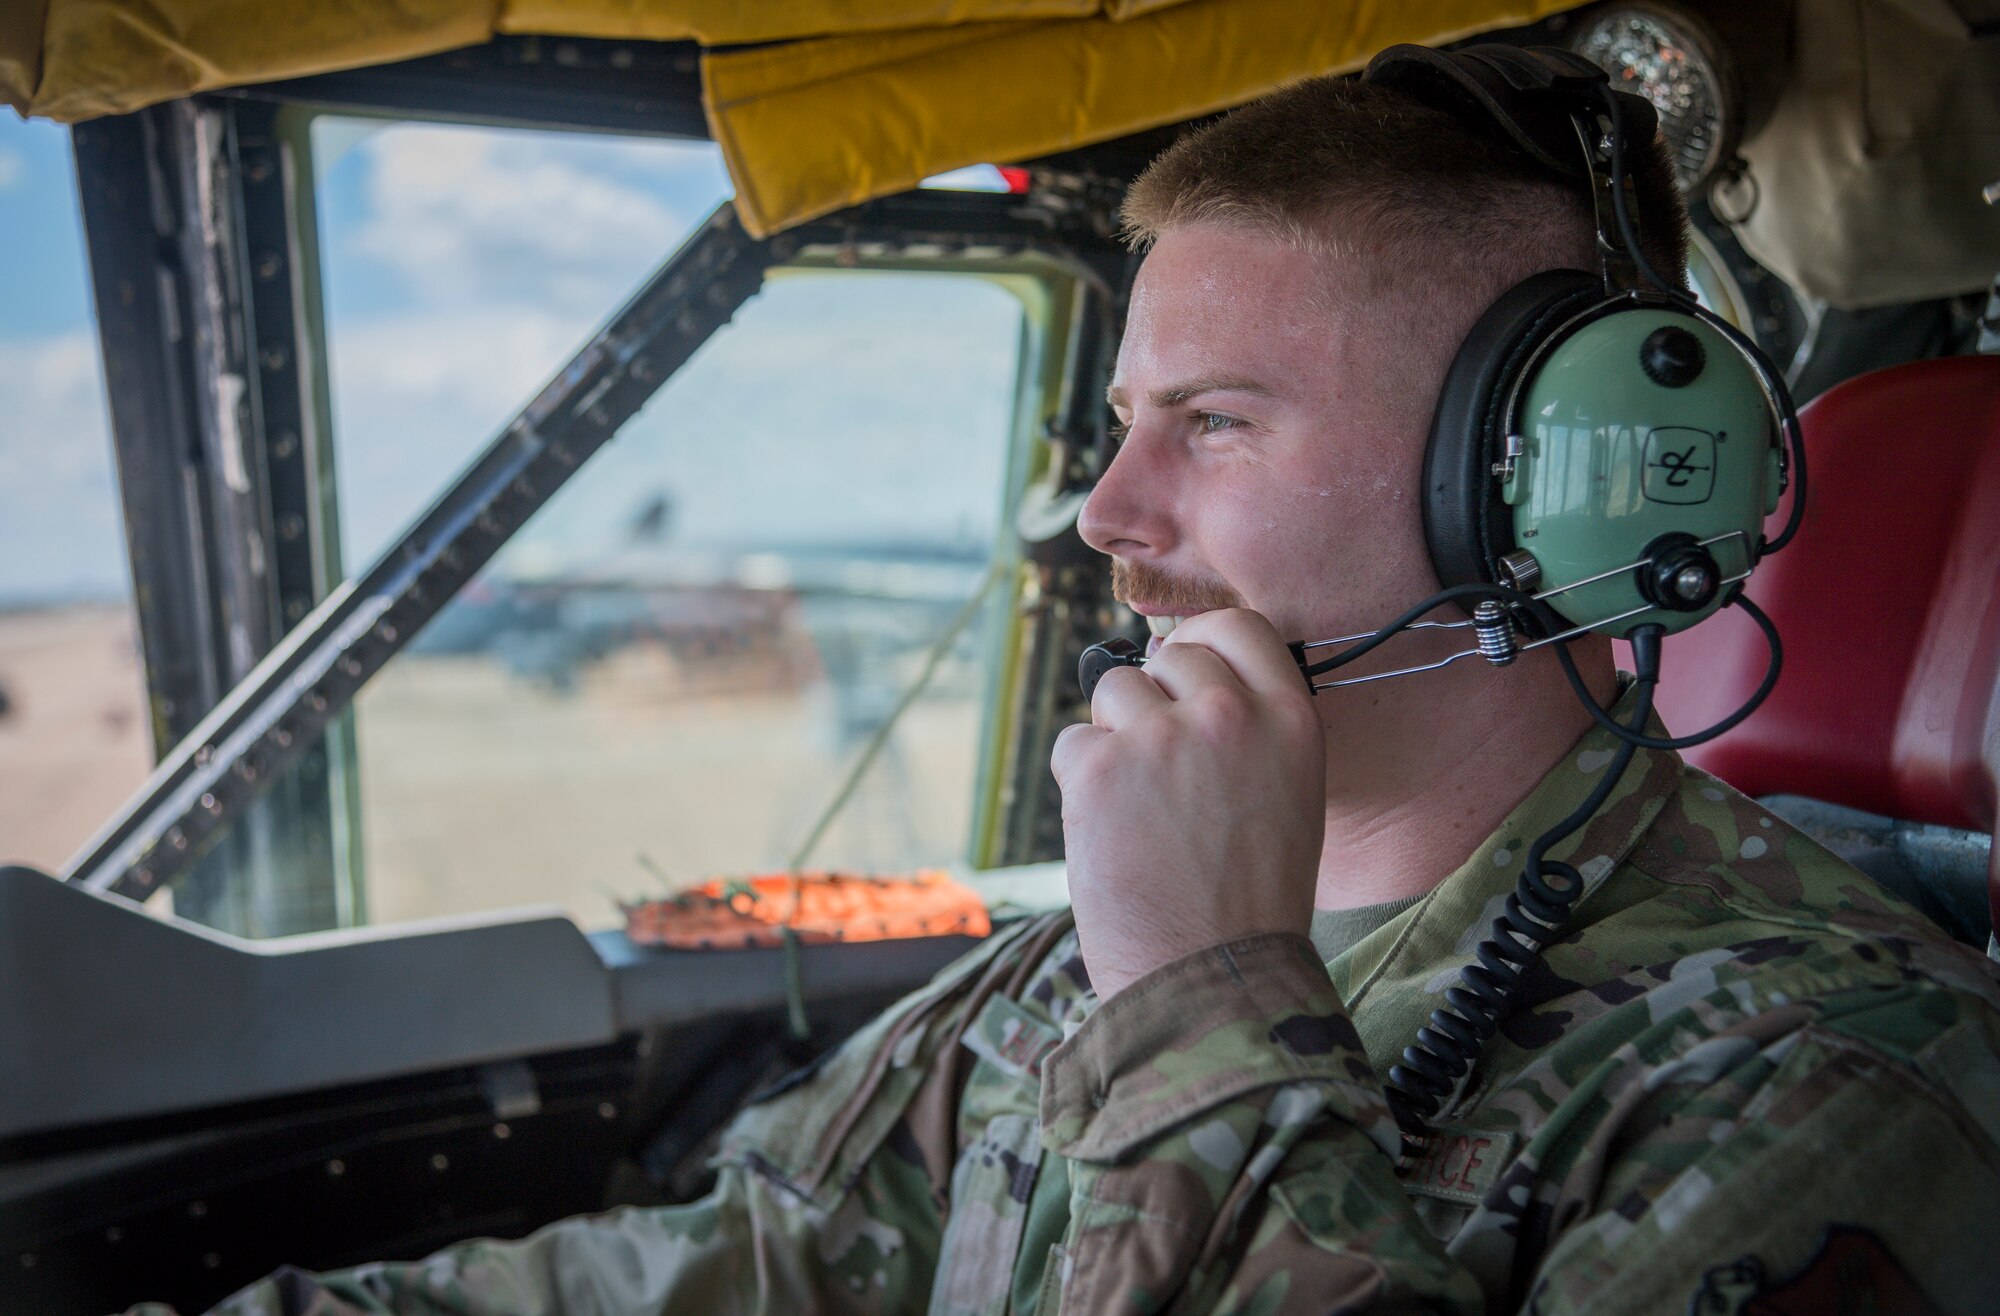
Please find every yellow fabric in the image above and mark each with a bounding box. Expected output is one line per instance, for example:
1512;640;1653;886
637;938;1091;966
704;0;1589;235
11;0;494;120
0;0;47;117
499;1;1108;44
2;0;1165;119
2;0;1589;237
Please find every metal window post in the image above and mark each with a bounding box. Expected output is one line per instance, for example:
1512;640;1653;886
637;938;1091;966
72;98;350;935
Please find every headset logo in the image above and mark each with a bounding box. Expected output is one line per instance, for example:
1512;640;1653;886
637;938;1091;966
1642;427;1716;505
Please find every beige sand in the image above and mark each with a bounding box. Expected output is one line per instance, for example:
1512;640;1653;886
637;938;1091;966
0;606;984;934
0;605;152;874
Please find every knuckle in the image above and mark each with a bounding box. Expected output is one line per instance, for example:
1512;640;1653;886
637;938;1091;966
1145;648;1198;686
1275;684;1318;720
1052;723;1119;780
1090;663;1151;706
1189;684;1252;730
1171;611;1228;643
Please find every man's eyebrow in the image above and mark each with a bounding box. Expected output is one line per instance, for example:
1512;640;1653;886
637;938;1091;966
1105;374;1278;410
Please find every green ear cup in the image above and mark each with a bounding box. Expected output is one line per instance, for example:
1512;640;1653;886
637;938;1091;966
1502;307;1778;636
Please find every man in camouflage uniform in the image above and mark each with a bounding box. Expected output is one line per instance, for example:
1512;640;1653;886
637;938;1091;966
165;54;2000;1316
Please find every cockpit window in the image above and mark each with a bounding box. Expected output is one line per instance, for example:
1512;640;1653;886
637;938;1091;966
0;115;150;877
314;118;735;568
164;117;1045;935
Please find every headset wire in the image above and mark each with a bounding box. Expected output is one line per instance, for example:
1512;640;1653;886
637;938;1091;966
1383;624;1662;1143
1555;592;1783;752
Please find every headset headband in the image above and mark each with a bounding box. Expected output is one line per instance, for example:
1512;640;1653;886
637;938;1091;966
1361;43;1659;182
1365;43;1667;296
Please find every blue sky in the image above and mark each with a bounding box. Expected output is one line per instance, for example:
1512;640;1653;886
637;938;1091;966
0;113;1024;603
0;118;94;337
312;119;1023;578
0;116;128;604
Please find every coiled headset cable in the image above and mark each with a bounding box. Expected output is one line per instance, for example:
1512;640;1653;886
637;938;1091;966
1294;577;1781;1143
1382;621;1662;1138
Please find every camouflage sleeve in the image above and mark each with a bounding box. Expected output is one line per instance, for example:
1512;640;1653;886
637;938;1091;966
1038;933;1488;1314
152;916;1069;1316
1524;985;2000;1315
140;1078;949;1316
177;1154;937;1316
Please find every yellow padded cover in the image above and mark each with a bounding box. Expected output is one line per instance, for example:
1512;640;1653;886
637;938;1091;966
4;0;1585;234
702;0;1585;234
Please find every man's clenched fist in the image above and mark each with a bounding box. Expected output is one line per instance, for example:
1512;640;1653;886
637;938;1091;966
1050;608;1326;1001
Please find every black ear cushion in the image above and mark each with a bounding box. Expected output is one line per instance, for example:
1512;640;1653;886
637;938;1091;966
1423;269;1603;593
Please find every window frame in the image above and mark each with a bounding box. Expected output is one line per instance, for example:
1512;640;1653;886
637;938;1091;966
67;63;1130;933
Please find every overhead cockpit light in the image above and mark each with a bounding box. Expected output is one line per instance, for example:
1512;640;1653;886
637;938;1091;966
1570;3;1741;195
920;164;1032;194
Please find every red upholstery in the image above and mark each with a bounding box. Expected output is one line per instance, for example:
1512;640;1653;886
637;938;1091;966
1644;356;2000;926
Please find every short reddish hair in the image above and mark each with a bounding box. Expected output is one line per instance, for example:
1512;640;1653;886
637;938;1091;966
1121;72;1688;310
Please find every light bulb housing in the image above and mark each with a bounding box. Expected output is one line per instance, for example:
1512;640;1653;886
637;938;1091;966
1569;2;1744;195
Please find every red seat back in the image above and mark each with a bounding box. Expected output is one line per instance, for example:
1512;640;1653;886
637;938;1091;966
1646;356;2000;928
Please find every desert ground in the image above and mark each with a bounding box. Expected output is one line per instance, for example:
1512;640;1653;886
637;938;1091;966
0;604;153;875
0;604;985;933
353;642;982;929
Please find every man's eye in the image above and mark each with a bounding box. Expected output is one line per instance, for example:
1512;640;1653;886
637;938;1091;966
1199;412;1245;434
1106;421;1131;444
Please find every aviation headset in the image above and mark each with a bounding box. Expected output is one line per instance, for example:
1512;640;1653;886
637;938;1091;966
1375;43;1800;641
1078;43;1806;1145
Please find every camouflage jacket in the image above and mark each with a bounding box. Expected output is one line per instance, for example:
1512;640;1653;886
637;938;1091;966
183;711;2000;1315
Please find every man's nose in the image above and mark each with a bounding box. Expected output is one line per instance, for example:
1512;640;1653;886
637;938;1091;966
1078;425;1175;557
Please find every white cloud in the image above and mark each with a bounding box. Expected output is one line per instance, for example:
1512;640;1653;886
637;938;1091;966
0;332;128;600
321;273;1026;571
521;275;1024;556
330;304;586;417
324;303;597;564
0;123;1025;608
0;145;23;191
345;126;718;314
314;123;1021;572
315;123;728;565
0;333;112;484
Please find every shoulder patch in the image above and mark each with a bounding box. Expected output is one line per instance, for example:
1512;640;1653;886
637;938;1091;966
1687;1225;1941;1316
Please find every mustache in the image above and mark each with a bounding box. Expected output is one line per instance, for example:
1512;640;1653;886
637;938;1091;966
1111;560;1246;614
